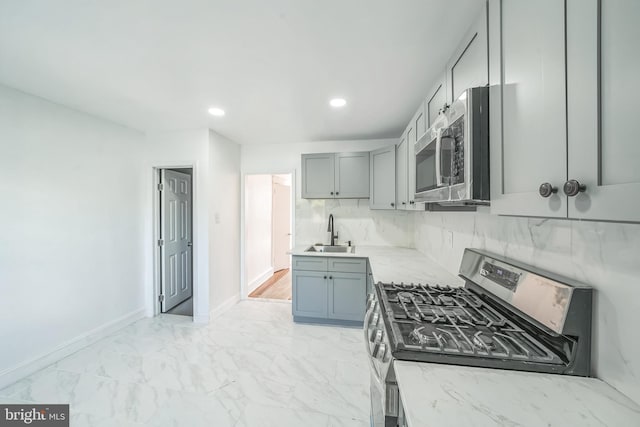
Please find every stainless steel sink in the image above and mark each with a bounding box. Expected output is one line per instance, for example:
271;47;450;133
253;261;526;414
305;245;356;254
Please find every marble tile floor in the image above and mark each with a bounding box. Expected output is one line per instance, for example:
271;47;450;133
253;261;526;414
0;300;370;427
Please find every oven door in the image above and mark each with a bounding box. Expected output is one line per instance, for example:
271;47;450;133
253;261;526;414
414;127;455;203
365;294;398;427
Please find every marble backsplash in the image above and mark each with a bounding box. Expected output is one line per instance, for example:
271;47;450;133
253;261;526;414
412;209;640;405
295;199;413;248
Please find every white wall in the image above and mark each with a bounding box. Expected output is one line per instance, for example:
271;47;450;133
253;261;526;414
143;129;211;322
208;130;241;313
241;139;413;248
412;210;640;405
0;84;146;386
244;175;273;293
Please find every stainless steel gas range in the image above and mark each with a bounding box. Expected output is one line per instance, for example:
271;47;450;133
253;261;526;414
365;248;593;427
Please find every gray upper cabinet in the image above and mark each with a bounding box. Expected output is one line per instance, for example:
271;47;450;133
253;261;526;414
489;0;568;218
301;152;369;199
426;76;447;128
489;0;639;222
370;146;396;210
566;0;640;222
395;131;408;209
301;153;335;198
335;152;370;198
394;104;426;212
446;5;488;103
406;104;426;210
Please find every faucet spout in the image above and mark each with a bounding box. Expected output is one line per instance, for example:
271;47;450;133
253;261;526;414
327;214;337;246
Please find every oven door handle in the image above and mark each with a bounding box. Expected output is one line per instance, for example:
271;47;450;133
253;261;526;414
435;128;443;187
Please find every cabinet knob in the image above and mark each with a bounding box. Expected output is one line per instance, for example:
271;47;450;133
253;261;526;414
563;179;587;197
330;191;334;195
335;191;339;195
390;202;395;207
401;202;406;205
538;182;558;198
329;276;333;280
409;200;415;205
324;275;327;279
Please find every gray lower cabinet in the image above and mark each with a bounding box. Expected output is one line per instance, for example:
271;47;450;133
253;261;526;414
292;270;328;318
292;256;367;325
328;272;366;321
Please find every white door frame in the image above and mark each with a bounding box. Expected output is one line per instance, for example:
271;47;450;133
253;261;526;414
240;170;296;300
151;163;198;318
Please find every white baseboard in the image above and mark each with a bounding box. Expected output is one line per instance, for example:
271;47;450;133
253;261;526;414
248;267;275;294
210;293;241;320
0;308;146;390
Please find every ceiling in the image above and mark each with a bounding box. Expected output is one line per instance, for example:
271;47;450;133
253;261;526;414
0;0;484;144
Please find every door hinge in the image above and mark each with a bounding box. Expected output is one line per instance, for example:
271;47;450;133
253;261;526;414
159;294;165;302
158;183;164;191
158;239;164;246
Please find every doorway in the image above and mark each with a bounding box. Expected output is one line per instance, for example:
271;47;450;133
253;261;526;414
245;173;293;301
157;168;194;316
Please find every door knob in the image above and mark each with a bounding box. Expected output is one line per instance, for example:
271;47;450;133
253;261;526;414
538;183;558;198
563;179;586;197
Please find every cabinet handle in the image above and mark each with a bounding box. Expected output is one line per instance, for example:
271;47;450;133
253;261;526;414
538;183;558;198
409;200;415;205
563;179;586;197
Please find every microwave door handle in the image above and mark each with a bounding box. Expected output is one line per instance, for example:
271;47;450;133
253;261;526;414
435;128;443;187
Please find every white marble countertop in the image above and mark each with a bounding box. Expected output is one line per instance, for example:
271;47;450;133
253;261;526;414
289;245;462;286
394;361;640;427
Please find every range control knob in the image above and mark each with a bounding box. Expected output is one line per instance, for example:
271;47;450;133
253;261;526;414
370;312;380;327
538;182;558;198
375;343;387;361
563;179;587;197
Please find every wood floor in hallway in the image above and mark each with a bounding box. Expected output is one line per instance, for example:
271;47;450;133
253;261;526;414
249;268;291;300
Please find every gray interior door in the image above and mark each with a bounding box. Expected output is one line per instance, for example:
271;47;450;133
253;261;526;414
160;169;193;312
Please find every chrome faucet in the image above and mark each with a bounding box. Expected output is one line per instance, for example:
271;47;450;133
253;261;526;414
327;214;338;246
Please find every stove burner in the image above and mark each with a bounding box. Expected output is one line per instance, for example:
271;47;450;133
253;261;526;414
409;326;440;346
397;291;418;302
391;283;417;291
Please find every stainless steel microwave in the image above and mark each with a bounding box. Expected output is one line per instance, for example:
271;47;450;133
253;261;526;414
414;86;489;204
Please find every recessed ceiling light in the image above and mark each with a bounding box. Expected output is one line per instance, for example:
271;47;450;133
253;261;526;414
330;98;347;108
208;107;225;116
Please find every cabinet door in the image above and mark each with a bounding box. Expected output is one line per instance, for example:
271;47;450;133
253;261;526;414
292;270;328;318
407;104;426;210
328;272;366;322
301;153;335;198
335;152;370;198
370;146;396;210
447;5;488;103
395;132;408;209
426;76;446;128
489;0;568;218
566;0;640;222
